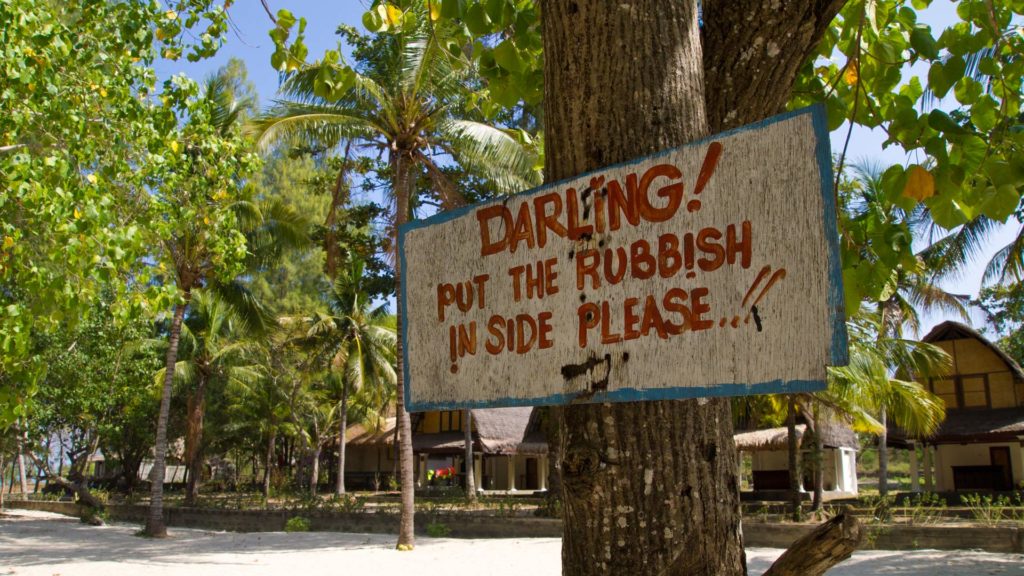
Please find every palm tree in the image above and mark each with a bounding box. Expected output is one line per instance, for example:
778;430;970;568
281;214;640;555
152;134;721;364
303;258;396;495
145;70;307;537
826;314;950;498
155;290;264;506
840;161;969;496
250;9;539;548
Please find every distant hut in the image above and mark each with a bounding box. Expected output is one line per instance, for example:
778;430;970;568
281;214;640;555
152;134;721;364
894;321;1024;492
345;407;549;492
734;414;858;498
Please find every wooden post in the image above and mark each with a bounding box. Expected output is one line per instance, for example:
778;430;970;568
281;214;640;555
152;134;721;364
923;444;933;492
909;442;920;492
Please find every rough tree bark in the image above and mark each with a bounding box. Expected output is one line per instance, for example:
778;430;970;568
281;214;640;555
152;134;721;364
336;385;348;496
393;150;416;549
878;407;889;498
463;409;476;502
811;403;824;512
542;1;849;573
145;291;191;537
542;3;743;573
762;507;864;576
263;428;275;498
184;375;208;506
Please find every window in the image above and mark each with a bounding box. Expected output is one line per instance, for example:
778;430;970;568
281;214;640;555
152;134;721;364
929;374;990;409
439;410;462;432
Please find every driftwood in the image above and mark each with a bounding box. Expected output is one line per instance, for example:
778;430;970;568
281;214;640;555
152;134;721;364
763;506;864;576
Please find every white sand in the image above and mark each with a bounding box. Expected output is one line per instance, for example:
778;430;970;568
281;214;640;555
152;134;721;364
2;509;1023;575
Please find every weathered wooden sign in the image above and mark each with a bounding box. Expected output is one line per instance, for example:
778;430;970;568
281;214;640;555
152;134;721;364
399;105;847;411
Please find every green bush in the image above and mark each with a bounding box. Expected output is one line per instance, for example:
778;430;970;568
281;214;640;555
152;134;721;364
426;521;451;537
284;516;311;532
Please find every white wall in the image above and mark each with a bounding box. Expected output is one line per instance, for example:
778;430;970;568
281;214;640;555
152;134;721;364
934;442;1023;491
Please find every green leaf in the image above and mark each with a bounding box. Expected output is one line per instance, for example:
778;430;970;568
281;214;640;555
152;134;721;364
441;0;466;19
927;109;967;136
978;184;1019;222
925;193;968;229
910;27;938;60
363;9;384;32
492;40;523;73
464;3;492;36
971;95;998;132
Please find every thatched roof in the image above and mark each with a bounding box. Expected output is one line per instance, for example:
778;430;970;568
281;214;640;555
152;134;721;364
923;321;1024;382
891;407;1024;445
346;417;396;445
734;425;806;451
346;408;548;456
734;413;857;452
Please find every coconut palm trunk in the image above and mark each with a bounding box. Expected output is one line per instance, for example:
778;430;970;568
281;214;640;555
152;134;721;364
463;409;475;502
184;375;207;506
812;404;824;512
262;427;275;499
393;150;416;549
787;396;801;522
336;384;348;496
145;291;190;537
878;407;889;497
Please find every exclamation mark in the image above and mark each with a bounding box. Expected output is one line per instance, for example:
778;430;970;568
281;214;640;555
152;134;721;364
687;141;724;213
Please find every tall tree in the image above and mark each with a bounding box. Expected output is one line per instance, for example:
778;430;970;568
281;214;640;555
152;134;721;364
256;8;538;548
301;258;396;496
157;289;263;505
143;74;262;538
541;2;750;573
0;0;233;433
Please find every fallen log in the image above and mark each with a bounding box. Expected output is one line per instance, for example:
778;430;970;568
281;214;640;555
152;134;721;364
763;506;863;576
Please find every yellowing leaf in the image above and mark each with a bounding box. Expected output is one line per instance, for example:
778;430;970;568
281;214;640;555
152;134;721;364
2;236;13;250
74;208;82;219
428;0;440;21
169;140;179;153
903;165;935;201
843;61;859;85
385;4;402;25
86;174;97;184
165;10;177;20
203;216;210;225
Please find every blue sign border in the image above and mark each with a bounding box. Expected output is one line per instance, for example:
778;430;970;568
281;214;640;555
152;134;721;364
398;104;848;412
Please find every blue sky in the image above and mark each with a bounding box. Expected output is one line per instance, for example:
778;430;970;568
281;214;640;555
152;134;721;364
159;0;1019;335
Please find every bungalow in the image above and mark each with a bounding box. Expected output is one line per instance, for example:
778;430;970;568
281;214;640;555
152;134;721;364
900;321;1024;492
734;415;858;498
344;407;549;492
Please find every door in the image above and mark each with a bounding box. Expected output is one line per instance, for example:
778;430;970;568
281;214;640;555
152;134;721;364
990;447;1013;491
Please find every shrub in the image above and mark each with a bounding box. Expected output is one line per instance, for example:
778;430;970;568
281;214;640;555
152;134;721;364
284;516;311;532
426;521;451;537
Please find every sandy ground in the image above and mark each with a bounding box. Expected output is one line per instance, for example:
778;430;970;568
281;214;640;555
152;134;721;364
2;509;1023;575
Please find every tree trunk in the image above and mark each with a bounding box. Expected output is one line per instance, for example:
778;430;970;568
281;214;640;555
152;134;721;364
309;445;320;495
16;429;28;494
393;150;416;550
263;428;275;499
787;397;802;522
336;386;348;496
463;409;476;502
878;407;888;498
811;404;824;512
542;3;745;572
763;506;864;576
184;375;208;506
0;452;6;509
145;292;190;537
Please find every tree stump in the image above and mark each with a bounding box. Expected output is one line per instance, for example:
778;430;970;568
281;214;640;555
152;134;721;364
763;506;863;576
